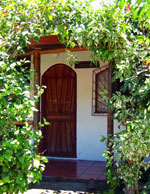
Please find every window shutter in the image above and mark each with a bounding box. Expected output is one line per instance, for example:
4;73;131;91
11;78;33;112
96;68;108;113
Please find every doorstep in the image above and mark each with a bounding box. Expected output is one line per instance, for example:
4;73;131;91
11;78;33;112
32;159;108;192
43;159;107;181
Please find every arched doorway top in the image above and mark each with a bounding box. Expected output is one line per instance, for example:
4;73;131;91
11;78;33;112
43;63;76;77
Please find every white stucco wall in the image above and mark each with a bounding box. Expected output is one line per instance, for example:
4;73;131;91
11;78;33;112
39;51;121;161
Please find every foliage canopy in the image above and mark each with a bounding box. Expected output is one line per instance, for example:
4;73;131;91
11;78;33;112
0;0;92;193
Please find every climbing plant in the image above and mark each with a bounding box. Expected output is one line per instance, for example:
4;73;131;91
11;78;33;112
0;0;92;193
59;0;150;193
81;1;150;193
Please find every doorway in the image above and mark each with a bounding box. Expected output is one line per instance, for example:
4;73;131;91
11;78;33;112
41;64;77;158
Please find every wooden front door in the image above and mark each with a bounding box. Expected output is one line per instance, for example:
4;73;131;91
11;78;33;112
41;64;76;158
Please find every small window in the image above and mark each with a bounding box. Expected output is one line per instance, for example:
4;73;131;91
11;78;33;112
92;66;108;115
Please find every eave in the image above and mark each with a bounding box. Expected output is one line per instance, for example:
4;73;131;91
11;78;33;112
25;35;87;55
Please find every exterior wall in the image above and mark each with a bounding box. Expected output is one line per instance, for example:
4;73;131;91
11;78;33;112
39;51;120;161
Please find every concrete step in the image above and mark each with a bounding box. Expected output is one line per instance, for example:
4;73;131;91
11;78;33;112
32;177;107;193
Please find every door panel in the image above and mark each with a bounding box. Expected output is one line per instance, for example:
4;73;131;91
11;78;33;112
41;64;76;157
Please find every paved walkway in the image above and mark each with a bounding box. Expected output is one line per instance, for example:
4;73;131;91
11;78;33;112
43;159;106;181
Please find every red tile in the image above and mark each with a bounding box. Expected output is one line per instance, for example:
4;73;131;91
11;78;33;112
88;166;105;171
76;167;89;172
93;162;106;167
76;161;94;166
77;165;88;169
43;159;106;181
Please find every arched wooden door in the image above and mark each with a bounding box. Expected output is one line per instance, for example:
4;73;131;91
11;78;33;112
41;64;77;158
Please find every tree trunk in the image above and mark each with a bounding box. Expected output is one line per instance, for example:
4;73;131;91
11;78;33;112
125;185;134;194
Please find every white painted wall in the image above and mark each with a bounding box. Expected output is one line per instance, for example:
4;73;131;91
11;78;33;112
40;51;121;161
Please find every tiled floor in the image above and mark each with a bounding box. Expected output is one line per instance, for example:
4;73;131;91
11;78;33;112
43;159;107;181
